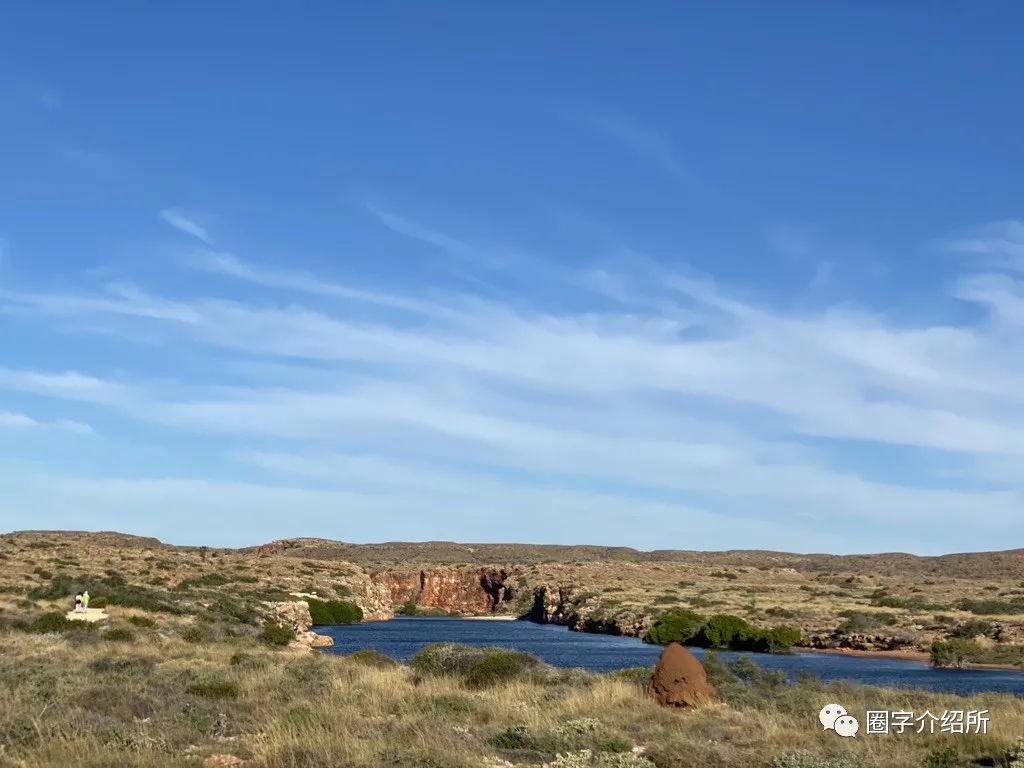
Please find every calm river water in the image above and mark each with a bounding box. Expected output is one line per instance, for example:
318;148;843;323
316;617;1024;696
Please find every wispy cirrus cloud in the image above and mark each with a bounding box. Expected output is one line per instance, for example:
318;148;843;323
4;208;1024;552
2;230;1024;551
945;219;1024;272
160;208;213;245
592;114;685;179
366;201;473;255
0;409;92;434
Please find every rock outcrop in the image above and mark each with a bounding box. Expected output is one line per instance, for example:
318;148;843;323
805;632;917;652
529;584;654;638
273;601;333;649
648;643;718;709
373;567;517;615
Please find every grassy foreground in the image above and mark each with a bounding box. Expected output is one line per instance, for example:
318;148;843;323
1;617;1023;768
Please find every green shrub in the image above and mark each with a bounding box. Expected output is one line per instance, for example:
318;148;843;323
836;610;896;633
411;642;540;686
180;625;205;644
644;608;704;645
957;598;1024;616
756;625;802;653
693;614;757;648
90;596;108;609
186;675;239;699
209;596;257;624
305;598;363;625
261;621;294;646
24;612;94;634
948;620;992;638
347;649;397;668
871;594;943;611
229;651;267;669
464;649;540;688
88;656;155;675
690;614;800;652
175;572;232;590
103;627;135;642
487;725;535;749
930;638;981;668
335;584;352;597
126;615;156;628
921;746;967;768
423;694;475;714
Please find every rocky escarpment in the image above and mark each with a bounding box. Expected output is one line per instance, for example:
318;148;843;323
273;601;333;649
529;583;654;638
373;567;519;615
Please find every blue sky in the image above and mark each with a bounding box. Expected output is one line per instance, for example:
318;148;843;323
1;4;1023;553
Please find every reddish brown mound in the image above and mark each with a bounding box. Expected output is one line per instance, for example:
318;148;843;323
648;642;718;708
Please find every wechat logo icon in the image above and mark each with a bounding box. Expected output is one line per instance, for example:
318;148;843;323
820;704;859;738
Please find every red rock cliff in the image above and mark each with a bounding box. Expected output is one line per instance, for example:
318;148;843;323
374;567;516;614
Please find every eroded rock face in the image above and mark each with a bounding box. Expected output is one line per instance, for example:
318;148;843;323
272;601;333;649
373;567;517;615
648;642;718;709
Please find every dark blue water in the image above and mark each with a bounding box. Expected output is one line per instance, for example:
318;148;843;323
317;617;1024;696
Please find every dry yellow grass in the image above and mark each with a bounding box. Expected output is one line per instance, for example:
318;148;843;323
2;531;1023;767
1;625;1023;768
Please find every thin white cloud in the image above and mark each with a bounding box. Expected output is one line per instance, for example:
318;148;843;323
4;224;1024;551
946;220;1024;272
365;201;473;255
186;251;459;318
593;115;685;179
0;411;38;428
160;208;213;245
0;410;93;434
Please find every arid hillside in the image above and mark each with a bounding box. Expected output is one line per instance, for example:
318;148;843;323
3;530;1024;659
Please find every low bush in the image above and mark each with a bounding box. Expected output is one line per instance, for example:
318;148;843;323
836;610;897;633
346;649;397;668
187;675;239;699
305;598;363;625
948;620;992;638
644;608;704;645
870;594;944;611
88;656;155;675
209;596;258;624
126;615;156;628
180;625;206;644
261;621;294;646
920;746;967;768
23;612;95;634
690;614;801;653
103;627;135;642
464;648;540;688
411;642;541;687
930;638;1024;669
957;599;1024;616
174;572;232;590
